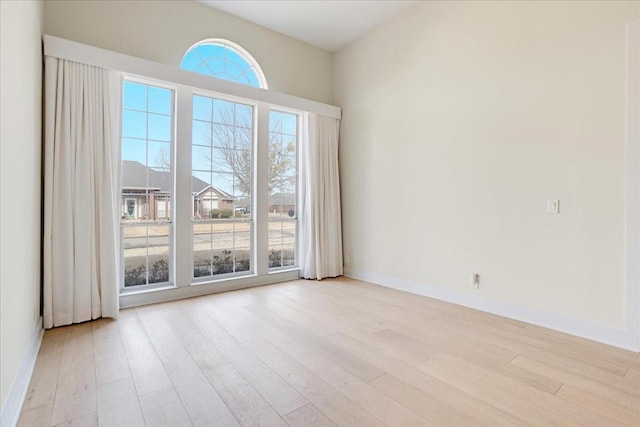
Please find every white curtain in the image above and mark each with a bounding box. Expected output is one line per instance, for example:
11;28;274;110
299;113;343;280
43;57;120;329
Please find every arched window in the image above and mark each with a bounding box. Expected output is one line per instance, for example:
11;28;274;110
181;39;268;89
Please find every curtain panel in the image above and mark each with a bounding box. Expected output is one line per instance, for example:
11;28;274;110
43;57;120;329
299;113;343;280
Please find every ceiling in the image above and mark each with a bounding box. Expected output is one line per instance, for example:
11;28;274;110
199;0;418;52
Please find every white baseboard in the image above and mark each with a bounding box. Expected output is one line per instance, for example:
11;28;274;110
344;268;640;352
0;318;43;427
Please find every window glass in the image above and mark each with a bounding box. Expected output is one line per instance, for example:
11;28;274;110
121;81;174;289
192;94;254;279
181;40;267;89
268;110;298;270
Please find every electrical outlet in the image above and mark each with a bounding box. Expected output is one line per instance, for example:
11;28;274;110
471;273;480;289
547;199;560;214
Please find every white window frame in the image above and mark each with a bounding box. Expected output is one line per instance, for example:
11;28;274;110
267;107;300;273
189;89;258;283
120;76;177;294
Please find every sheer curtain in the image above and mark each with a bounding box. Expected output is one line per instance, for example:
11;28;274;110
43;57;120;329
299;113;343;280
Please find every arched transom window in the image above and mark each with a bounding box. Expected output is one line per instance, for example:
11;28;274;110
181;39;268;89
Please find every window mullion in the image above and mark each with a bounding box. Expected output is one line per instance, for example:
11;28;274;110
174;84;193;287
255;103;270;276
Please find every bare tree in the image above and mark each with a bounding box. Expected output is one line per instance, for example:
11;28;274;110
154;148;171;172
195;104;296;198
268;133;295;195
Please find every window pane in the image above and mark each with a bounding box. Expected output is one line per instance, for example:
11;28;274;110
148;141;171;171
282;221;296;250
123;81;147;110
225;61;244;80
269;133;282;156
269;111;281;133
234;222;251;273
123;225;148;287
192;170;212;186
282;165;297;194
148;86;172;115
268;221;296;269
181;51;201;73
268;221;283;246
235;252;251;272
192;145;212;172
282;114;297;135
234;222;251;249
234;168;250;200
193;95;213;122
198;222;252;276
122;110;147;139
235;104;253;128
193;223;213;277
156;195;171;220
193;120;212;146
283;136;296;155
269;110;297;270
211;172;234;196
121;138;146;163
235;127;252;151
180;41;266;89
192;94;254;280
122;161;148;193
148;113;171;141
213;99;235;125
147;225;170;284
225;49;246;68
211;146;234;173
196;44;224;61
122;224;171;287
212;124;234;148
121;81;174;291
269;247;283;269
245;71;260;88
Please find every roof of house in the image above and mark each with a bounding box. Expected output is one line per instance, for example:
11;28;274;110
122;160;210;194
194;185;234;200
269;192;296;206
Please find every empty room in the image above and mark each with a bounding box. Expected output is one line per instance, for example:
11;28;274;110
1;0;639;426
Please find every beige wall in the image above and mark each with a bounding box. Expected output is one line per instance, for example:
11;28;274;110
334;1;640;329
0;0;44;412
44;0;333;104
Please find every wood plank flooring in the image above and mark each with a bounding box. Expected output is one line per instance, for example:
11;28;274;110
17;277;640;426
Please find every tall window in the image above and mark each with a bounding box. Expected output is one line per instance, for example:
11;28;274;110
119;39;302;295
121;80;174;288
180;39;268;89
268;110;298;269
192;94;254;279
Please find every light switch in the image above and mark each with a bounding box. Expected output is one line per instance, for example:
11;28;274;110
547;200;560;214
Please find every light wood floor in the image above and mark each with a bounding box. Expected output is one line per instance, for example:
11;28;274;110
18;277;640;426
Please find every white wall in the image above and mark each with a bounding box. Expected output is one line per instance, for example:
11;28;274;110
334;1;640;334
44;0;333;104
0;0;44;414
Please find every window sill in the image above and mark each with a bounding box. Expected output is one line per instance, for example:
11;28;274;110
119;282;177;297
268;267;300;275
119;269;300;309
